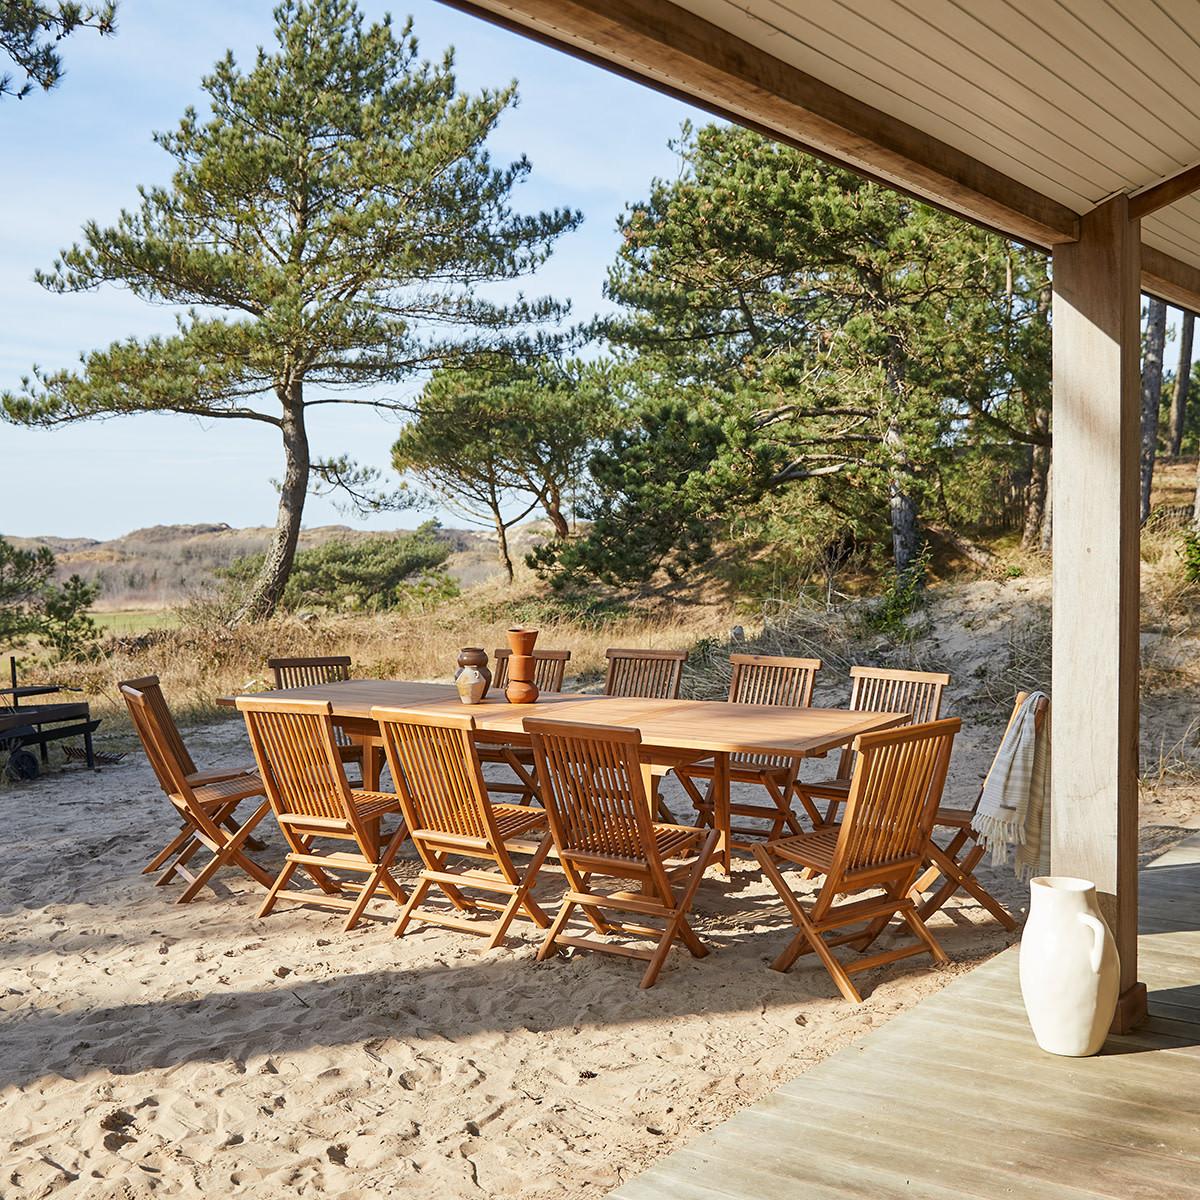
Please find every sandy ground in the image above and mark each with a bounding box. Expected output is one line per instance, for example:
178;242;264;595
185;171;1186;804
4;580;1199;1198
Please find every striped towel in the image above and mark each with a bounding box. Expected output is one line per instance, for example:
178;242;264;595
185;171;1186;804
971;692;1051;880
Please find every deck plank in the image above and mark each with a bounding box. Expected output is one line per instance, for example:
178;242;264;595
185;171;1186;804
611;834;1200;1200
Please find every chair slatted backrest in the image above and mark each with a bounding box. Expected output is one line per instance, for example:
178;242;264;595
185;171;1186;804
728;654;821;709
526;719;656;864
604;648;686;700
374;708;498;841
268;657;354;747
120;683;194;800
118;675;197;779
267;655;353;689
237;697;352;822
834;666;951;780
492;649;571;693
727;654;822;770
829;718;960;892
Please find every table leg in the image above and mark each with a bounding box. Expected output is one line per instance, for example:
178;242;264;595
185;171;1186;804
639;760;657;813
360;737;384;792
713;751;731;876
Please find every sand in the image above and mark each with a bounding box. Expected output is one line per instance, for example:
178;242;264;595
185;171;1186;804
4;580;1199;1198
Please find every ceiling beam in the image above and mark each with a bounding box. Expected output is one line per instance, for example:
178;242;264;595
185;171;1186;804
1141;246;1200;316
1129;162;1200;220
442;0;1080;249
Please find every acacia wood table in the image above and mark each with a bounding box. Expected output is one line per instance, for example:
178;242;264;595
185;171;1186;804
220;681;907;872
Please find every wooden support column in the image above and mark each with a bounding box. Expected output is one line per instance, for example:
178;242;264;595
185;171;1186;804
1051;195;1146;1032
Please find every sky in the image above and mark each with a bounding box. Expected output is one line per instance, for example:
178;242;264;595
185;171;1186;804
0;0;702;540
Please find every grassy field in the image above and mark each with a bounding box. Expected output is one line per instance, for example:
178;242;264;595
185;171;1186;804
92;609;180;635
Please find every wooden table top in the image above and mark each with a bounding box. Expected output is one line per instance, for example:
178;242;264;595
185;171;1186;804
220;680;908;758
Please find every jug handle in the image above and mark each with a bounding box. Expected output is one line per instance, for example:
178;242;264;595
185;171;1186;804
1079;913;1107;974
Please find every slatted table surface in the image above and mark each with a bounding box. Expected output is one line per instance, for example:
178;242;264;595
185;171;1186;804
221;681;906;759
611;835;1200;1200
220;680;908;871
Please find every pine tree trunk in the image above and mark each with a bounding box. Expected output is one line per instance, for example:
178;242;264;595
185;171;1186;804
1169;310;1195;459
493;513;515;583
543;484;570;538
1141;298;1167;522
236;384;309;623
885;420;919;573
1022;436;1051;550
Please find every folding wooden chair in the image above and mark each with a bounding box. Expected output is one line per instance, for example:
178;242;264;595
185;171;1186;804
267;655;364;778
238;696;408;931
796;666;950;826
526;717;719;989
119;674;257;787
480;649;571;804
603;647;686;699
754;718;960;1003
675;654;822;846
601;648;689;821
374;707;553;948
120;683;272;903
909;694;1048;930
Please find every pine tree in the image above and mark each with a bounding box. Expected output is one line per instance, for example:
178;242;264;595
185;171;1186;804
2;0;579;619
1;2;115;98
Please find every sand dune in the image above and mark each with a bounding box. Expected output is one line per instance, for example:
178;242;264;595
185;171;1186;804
2;709;1195;1198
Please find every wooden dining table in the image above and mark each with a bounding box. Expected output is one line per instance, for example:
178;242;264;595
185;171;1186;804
219;680;908;873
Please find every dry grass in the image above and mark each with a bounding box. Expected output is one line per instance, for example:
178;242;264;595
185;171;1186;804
43;573;737;745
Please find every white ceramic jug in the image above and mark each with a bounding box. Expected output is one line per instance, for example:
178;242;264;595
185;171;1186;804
456;665;487;705
1019;876;1119;1057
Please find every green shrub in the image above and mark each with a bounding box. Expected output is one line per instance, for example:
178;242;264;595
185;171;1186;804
866;543;932;642
1182;528;1200;584
222;523;456;613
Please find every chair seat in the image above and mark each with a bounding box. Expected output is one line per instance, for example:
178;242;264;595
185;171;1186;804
338;743;365;764
190;773;266;808
492;804;550;841
768;827;841;872
185;763;258;787
350;790;402;822
653;823;705;859
796;777;851;800
933;806;973;829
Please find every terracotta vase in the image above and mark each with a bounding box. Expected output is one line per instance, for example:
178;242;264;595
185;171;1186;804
1019;876;1120;1056
456;665;488;705
506;626;538;657
505;650;540;705
456;647;492;698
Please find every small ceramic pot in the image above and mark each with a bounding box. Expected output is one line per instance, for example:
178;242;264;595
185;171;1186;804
1019;876;1120;1056
456;665;488;705
456;647;492;697
506;626;538;657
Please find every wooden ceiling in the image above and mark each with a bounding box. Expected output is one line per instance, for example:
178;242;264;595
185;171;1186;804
443;0;1200;309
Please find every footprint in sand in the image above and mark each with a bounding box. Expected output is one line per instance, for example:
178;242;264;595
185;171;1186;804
99;1109;137;1152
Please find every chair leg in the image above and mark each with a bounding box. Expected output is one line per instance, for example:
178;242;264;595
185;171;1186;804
343;825;410;932
483;839;553;951
177;801;272;904
641;832;718;986
899;902;950;965
916;842;1016;930
536;896;578;961
762;776;804;840
393;876;435;938
145;822;196;874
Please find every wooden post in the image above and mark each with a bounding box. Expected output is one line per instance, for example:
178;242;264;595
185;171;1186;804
1051;194;1146;1031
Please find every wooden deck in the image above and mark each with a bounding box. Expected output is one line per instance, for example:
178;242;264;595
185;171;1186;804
611;836;1200;1200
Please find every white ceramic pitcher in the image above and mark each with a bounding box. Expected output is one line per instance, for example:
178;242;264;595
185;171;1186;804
1019;876;1119;1057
